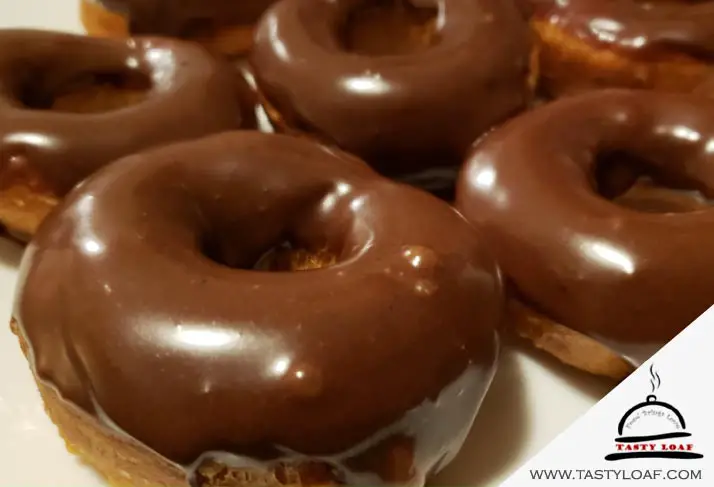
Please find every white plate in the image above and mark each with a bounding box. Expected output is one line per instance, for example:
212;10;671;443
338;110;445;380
0;1;613;484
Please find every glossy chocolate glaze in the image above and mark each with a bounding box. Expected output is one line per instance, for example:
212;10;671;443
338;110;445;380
531;0;714;58
456;89;714;360
250;0;531;194
15;132;502;483
0;30;253;196
93;0;277;35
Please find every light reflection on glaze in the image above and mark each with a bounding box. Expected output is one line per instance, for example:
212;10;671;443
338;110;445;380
456;89;714;360
15;132;503;484
3;131;58;150
532;0;714;56
173;326;241;350
250;0;530;192
578;238;635;276
340;73;392;96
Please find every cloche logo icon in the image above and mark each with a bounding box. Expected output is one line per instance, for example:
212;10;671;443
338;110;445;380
605;365;703;461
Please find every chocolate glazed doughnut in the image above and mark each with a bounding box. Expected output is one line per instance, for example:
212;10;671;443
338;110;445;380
14;132;503;487
250;0;532;195
456;89;714;380
81;0;277;56
0;30;254;239
527;0;714;96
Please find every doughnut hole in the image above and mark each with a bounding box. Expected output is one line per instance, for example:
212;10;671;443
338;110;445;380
201;235;339;272
253;243;338;271
203;237;340;272
198;186;353;272
594;150;713;213
19;69;151;114
340;0;439;56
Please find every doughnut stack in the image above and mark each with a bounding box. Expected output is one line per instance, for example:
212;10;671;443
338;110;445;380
6;1;714;486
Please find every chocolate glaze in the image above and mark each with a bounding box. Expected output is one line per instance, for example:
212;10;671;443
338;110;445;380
250;0;531;194
530;0;714;58
15;132;502;483
456;89;714;362
0;30;254;196
92;0;277;36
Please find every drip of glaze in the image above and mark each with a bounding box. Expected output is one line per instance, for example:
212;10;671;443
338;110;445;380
183;363;495;486
28;359;497;487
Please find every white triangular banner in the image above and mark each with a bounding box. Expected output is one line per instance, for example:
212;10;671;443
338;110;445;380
501;306;714;485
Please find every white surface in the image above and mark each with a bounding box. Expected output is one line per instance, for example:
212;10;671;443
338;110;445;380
0;1;611;485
